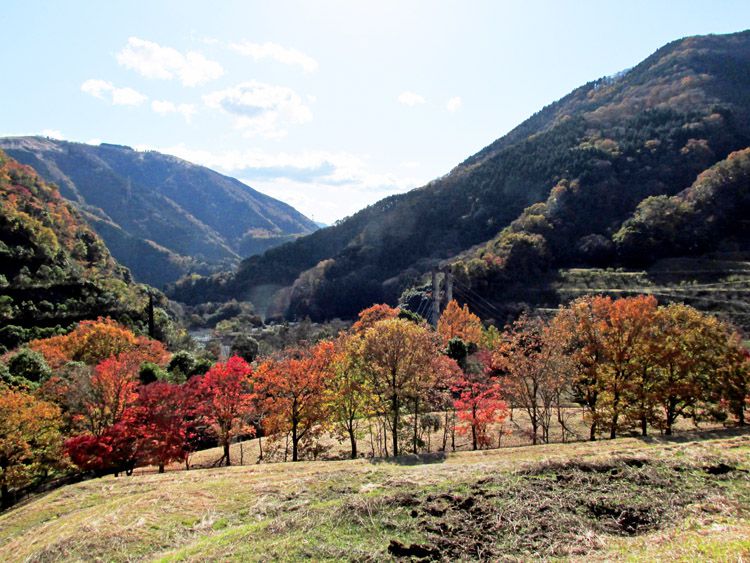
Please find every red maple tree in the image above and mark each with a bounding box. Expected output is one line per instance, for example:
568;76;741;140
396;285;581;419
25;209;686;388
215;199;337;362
188;356;255;466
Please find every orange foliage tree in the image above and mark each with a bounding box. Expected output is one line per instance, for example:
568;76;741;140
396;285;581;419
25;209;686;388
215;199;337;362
593;295;657;439
255;341;334;461
492;314;563;445
438;300;483;345
351;303;400;334
69;354;142;437
30;317;168;370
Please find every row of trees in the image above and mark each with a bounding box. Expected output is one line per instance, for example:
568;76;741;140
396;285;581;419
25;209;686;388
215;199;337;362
495;295;749;445
1;296;749;509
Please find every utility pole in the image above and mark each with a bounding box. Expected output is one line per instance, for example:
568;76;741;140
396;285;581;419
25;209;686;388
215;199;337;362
147;292;155;339
431;269;441;327
444;268;453;306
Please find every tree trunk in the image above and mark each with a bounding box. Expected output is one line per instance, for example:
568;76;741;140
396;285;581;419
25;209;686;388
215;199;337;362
382;418;389;457
292;419;299;462
224;441;231;466
471;405;478;450
349;426;357;459
392;393;399;457
1;482;9;510
641;414;648;437
610;387;620;439
158;463;164;474
441;410;449;451
589;420;597;441
665;397;676;436
412;397;419;454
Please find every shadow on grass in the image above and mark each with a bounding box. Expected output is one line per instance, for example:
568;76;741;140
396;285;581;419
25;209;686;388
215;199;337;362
369;451;447;465
629;425;750;445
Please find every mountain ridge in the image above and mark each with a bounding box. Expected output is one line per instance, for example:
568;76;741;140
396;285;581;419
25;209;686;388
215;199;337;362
169;30;750;323
0;137;318;287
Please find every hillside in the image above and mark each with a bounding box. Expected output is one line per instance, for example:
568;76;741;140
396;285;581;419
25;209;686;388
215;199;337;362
454;148;750;330
0;151;154;350
0;138;318;288
170;30;750;321
0;429;747;561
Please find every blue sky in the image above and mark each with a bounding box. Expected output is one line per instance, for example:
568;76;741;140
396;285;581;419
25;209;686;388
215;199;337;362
2;1;749;223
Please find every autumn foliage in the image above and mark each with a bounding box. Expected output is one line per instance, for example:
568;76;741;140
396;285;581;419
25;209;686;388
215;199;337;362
188;356;255;466
255;341;333;461
438;300;483;345
30;317;168;371
0;389;62;508
1;293;749;510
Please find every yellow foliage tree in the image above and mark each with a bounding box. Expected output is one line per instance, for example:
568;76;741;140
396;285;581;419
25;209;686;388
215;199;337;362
0;387;63;508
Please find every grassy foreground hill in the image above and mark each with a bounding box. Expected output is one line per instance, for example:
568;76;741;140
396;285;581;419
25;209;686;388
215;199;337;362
1;429;748;561
0;137;318;288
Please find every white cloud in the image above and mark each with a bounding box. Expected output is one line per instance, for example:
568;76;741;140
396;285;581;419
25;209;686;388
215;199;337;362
151;100;197;122
143;144;425;223
117;37;224;87
40;129;63;140
446;96;462;112
203;81;312;138
230;41;318;73
81;79;147;106
398;91;426;106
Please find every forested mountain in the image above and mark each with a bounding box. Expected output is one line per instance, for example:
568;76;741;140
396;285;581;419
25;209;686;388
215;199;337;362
0;151;155;350
0;138;318;288
170;30;750;322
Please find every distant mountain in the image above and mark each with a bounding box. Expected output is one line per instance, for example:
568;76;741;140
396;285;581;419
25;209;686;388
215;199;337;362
0;138;318;288
170;30;750;324
0;150;154;350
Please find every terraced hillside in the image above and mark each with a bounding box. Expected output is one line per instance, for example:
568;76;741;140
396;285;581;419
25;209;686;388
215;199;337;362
544;254;750;331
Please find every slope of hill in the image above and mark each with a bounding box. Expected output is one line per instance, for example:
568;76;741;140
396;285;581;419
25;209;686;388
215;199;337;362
0;429;747;561
0;150;154;350
170;30;750;321
0;138;318;288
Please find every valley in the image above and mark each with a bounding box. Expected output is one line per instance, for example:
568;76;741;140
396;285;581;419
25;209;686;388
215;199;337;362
2;16;750;563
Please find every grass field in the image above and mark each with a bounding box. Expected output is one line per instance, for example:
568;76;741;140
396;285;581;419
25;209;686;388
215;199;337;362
176;407;722;470
1;427;748;561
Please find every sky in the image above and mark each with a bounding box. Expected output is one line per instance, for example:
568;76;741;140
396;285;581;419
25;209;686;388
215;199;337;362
2;1;750;224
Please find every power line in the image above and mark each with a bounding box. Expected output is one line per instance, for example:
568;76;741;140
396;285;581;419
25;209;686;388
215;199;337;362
452;285;500;320
452;278;508;319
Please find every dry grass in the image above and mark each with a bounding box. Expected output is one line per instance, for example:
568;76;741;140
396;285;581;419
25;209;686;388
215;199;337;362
0;427;747;561
171;407;720;471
